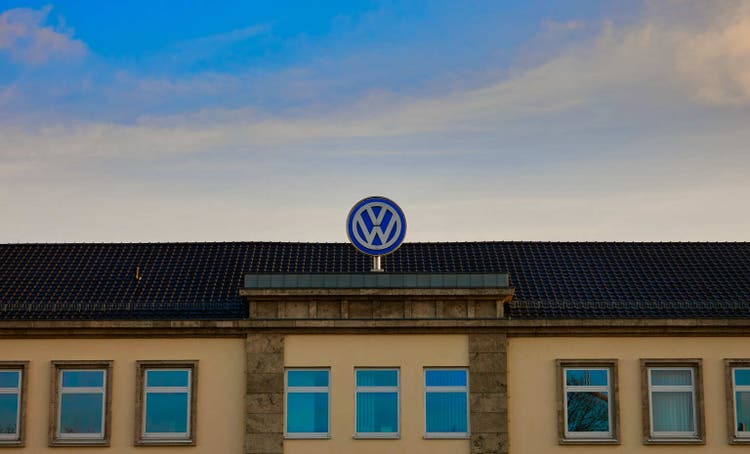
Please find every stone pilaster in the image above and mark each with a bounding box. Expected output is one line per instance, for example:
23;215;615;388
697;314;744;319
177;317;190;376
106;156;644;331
246;334;284;454
469;333;508;454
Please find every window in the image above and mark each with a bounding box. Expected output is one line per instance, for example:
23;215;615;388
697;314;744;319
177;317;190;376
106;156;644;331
285;369;330;438
135;361;197;445
641;359;704;444
725;359;750;444
556;360;619;444
50;361;112;446
355;368;399;438
0;362;27;447
424;368;469;438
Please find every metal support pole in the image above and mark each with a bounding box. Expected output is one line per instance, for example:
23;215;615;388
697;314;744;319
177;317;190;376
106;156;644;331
371;256;383;272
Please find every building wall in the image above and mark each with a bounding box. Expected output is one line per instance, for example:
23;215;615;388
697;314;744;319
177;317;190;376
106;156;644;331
0;337;245;453
284;334;470;454
508;336;750;453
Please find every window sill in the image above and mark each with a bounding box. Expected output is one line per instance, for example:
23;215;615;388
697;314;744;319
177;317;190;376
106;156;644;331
353;433;400;439
728;436;750;445
559;438;619;445
644;437;705;445
135;438;195;447
49;439;110;447
285;434;330;440
0;440;24;448
424;433;470;439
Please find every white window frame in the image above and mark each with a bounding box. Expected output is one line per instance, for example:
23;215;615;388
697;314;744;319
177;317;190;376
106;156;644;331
732;367;750;438
563;367;613;439
354;368;400;439
142;368;192;440
284;368;331;439
647;367;698;439
57;369;107;440
0;369;21;441
423;368;469;439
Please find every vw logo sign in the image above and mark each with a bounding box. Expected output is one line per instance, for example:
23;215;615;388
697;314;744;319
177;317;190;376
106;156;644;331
346;196;407;256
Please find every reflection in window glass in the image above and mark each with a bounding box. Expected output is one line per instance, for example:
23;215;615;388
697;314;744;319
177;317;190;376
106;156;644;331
0;371;21;440
563;368;612;437
58;369;106;438
734;368;750;436
285;369;330;437
355;369;399;436
425;369;468;436
143;369;191;438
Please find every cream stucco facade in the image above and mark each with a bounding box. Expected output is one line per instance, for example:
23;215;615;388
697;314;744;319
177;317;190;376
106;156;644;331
0;337;245;453
284;334;470;454
508;336;750;453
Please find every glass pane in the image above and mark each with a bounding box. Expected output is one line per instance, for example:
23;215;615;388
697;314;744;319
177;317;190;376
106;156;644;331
737;391;750;432
287;392;328;433
0;394;19;435
426;392;467;433
426;370;467;387
566;392;609;432
735;369;750;387
651;369;692;386
62;370;104;388
356;370;398;387
287;370;329;388
60;393;103;434
0;372;19;388
145;392;188;433
356;392;398;433
652;391;694;432
566;369;608;387
147;370;189;387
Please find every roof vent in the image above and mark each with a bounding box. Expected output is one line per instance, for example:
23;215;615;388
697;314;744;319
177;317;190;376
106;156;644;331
135;266;143;281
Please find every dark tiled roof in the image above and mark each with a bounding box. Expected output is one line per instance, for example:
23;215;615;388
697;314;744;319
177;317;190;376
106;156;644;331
0;242;748;320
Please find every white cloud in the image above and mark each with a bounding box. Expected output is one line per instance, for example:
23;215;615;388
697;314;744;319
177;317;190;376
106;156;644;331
0;5;87;65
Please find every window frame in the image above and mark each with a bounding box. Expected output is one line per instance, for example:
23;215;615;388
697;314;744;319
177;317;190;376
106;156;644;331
725;359;750;444
284;368;331;439
49;360;113;447
354;367;400;439
135;360;198;446
0;362;28;447
556;359;619;445
423;367;470;439
640;358;704;445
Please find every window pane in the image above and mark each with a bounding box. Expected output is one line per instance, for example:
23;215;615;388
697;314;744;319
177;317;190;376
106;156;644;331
566;392;609;432
566;369;607;387
0;394;19;435
60;393;103;434
356;370;397;387
147;370;189;387
62;370;104;388
426;392;467;433
356;392;398;433
145;392;188;433
652;391;694;432
288;370;329;388
287;392;328;433
0;372;19;388
737;391;750;432
736;369;750;387
651;369;692;386
426;370;467;387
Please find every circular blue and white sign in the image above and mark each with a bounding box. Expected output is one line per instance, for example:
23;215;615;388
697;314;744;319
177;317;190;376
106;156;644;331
346;196;407;256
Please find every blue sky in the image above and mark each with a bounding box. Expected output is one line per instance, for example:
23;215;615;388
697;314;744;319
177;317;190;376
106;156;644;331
1;1;749;242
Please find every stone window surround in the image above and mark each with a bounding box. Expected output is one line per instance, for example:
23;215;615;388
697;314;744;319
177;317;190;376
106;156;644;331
0;361;28;448
49;360;113;447
555;359;620;445
725;358;750;444
134;360;198;446
640;358;705;445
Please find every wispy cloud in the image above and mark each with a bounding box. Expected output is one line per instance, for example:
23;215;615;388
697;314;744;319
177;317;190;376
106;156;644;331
0;5;87;65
